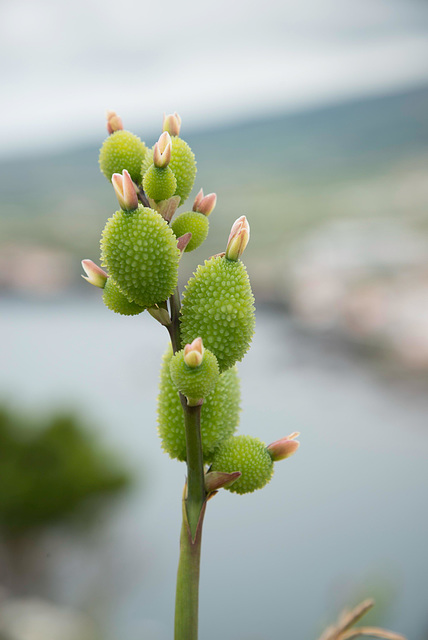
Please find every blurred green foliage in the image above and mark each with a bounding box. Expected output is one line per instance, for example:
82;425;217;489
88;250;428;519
0;405;131;536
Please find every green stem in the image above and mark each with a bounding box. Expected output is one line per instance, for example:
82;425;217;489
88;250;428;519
181;400;206;536
174;495;206;640
167;285;207;640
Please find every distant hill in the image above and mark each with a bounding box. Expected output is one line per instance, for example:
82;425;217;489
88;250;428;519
1;82;428;294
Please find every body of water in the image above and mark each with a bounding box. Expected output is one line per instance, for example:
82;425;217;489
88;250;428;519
0;298;427;640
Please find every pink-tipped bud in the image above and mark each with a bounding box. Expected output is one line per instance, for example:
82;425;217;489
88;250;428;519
267;432;300;461
106;110;123;134
153;131;172;168
225;215;250;260
162;112;182;137
112;170;139;211
193;188;204;211
177;232;192;255
184;337;204;368
81;260;108;288
205;471;242;493
193;189;217;216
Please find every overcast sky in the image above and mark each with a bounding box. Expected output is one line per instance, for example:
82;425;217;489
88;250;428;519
1;0;428;157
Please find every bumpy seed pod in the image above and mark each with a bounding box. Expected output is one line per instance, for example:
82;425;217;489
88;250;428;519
157;346;240;461
171;211;209;252
210;435;274;494
102;278;145;316
140;138;196;205
101;204;180;308
143;164;177;202
141;147;153;180
169;340;219;405
99;131;147;184
169;136;197;204
180;254;255;372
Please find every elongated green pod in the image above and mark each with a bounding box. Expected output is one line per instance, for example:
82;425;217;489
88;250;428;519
210;435;274;494
101;205;179;308
99;130;147;184
169;137;196;205
157;346;240;462
180;255;255;372
171;212;209;252
102;278;145;316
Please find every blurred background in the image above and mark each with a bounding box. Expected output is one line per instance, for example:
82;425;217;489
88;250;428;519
1;0;428;638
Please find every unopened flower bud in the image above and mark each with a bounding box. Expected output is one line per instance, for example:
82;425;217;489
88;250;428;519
111;170;139;211
106;110;123;134
267;432;300;461
193;189;217;216
225;216;250;261
81;260;108;288
184;337;204;368
162;112;182;137
205;470;241;493
153;132;172;168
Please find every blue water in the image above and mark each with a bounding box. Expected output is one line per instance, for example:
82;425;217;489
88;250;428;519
1;298;427;640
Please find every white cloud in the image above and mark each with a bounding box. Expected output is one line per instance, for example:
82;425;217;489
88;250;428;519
1;0;428;155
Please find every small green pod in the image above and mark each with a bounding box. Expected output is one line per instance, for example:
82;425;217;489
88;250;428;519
99;130;147;184
101;205;179;308
141;138;196;204
210;435;274;494
180;255;255;372
157;346;240;462
171;211;209;252
169;348;219;403
170;136;197;205
102;278;145;316
143;164;177;202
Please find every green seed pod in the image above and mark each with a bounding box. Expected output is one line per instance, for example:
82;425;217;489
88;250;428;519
171;211;209;252
157;346;240;462
180;255;255;372
102;278;145;316
169;137;197;205
99;130;147;184
143;164;177;202
141;148;153;179
169;347;219;404
101;204;179;308
210;435;274;494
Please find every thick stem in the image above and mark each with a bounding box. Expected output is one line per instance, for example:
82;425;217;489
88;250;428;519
167;285;207;640
181;400;206;536
174;496;206;640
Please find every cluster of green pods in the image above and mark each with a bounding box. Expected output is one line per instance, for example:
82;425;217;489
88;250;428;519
83;110;298;497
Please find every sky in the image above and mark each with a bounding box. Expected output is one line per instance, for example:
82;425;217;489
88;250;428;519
1;0;428;157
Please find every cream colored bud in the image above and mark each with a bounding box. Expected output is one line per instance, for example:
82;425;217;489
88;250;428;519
81;260;108;288
184;337;204;368
225;215;250;260
162;112;182;136
153;131;172;168
111;170;139;211
106;110;123;134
